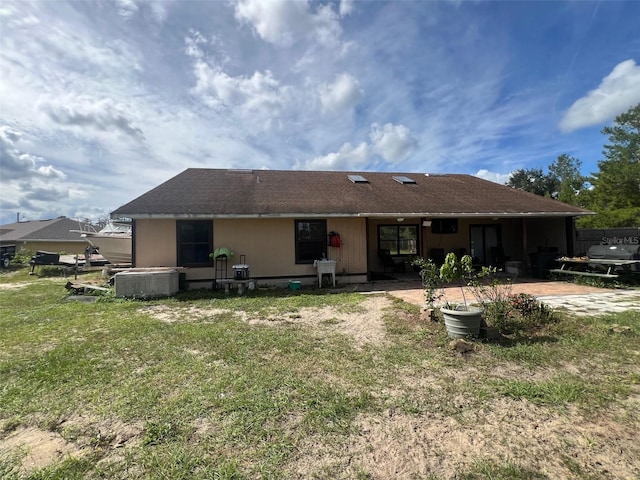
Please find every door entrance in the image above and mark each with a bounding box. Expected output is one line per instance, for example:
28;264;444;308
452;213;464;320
470;225;503;266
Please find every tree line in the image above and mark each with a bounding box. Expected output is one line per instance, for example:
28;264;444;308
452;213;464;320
506;103;640;228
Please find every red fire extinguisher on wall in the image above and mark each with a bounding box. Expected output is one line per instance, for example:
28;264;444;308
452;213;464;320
329;231;341;248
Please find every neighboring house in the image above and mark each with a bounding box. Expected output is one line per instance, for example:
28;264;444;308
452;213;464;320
0;217;92;257
112;169;592;287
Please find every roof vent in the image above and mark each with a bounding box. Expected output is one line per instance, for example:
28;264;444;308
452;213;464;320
348;175;369;183
393;175;416;184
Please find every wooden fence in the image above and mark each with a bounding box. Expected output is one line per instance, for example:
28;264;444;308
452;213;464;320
575;228;640;255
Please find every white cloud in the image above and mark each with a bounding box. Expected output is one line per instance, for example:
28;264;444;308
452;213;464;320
301;142;369;170
191;61;288;115
369;123;418;163
234;0;343;48
0;126;67;182
474;169;512;185
114;0;138;18
37;165;66;179
339;0;354;17
23;185;69;202
319;73;363;113
111;0;169;23
37;95;144;140
298;122;417;170
184;29;207;59
560;59;640;132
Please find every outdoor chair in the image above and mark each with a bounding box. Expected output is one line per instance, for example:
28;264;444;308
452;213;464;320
429;248;445;266
378;249;398;273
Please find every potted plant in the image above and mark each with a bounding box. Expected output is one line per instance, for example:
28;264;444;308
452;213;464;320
416;252;483;338
210;247;234;260
209;248;234;288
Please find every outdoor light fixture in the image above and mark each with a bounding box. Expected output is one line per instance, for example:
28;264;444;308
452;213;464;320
423;220;432;227
396;218;404;222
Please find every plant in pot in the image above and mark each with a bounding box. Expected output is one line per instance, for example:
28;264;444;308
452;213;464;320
210;247;234;260
209;247;234;288
416;252;483;338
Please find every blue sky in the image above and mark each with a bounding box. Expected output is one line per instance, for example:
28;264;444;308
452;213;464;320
1;0;639;226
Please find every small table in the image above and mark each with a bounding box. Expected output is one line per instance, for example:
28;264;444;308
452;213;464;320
314;260;336;288
216;279;251;295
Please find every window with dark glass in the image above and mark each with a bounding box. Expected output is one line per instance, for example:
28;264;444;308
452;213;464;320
295;220;327;264
177;220;213;267
378;225;418;255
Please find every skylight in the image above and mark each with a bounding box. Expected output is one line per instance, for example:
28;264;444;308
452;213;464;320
348;175;369;183
393;175;416;184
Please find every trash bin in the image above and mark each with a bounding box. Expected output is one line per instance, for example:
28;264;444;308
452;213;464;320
529;248;558;278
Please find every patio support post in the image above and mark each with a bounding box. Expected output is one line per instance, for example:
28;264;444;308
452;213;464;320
522;219;528;273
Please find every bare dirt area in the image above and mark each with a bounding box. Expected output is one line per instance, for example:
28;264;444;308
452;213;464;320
0;282;31;290
142;295;392;348
0;427;82;473
0;415;142;475
291;398;640;479
0;277;69;289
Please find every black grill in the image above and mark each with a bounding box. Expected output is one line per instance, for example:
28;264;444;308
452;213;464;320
587;244;640;273
587;244;640;260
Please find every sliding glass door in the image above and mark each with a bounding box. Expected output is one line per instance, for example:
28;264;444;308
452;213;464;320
470;225;502;266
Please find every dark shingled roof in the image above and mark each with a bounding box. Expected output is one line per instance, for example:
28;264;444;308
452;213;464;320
0;217;91;243
112;169;592;219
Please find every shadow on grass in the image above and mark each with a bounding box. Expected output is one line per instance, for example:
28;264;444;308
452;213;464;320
172;285;346;302
486;333;559;348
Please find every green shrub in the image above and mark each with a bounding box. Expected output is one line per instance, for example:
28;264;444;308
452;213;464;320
488;293;554;334
11;250;34;265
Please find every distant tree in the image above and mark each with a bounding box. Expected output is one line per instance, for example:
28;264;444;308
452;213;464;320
95;215;110;229
548;154;586;205
579;103;640;228
507;168;558;198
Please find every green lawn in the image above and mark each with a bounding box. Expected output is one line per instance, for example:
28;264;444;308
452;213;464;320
1;267;639;479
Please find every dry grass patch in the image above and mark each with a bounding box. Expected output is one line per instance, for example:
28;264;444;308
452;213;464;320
142;295;392;348
288;397;640;479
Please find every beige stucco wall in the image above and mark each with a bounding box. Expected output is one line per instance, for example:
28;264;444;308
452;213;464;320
133;215;572;282
326;217;368;274
135;219;177;267
134;217;368;282
214;217;367;278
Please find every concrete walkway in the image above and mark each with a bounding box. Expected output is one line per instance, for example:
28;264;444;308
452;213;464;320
358;276;640;317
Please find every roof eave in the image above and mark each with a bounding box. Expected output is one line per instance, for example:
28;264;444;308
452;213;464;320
117;211;593;220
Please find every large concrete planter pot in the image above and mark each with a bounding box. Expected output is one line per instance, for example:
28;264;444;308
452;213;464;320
441;306;483;339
